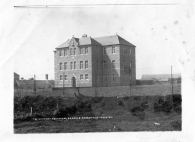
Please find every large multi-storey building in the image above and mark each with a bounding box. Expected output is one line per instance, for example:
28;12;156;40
54;34;136;87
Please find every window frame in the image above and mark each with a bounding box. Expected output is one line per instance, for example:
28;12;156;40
112;46;115;54
85;74;89;80
80;74;83;80
70;62;73;70
80;61;83;69
64;62;67;70
112;60;115;68
85;60;88;69
59;63;62;70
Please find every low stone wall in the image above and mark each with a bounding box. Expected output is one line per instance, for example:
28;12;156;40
53;84;181;97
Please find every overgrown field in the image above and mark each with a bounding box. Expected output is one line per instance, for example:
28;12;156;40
14;94;181;133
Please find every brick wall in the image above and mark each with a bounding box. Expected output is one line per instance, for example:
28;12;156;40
53;84;181;97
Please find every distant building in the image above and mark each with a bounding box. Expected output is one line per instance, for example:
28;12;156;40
14;72;20;81
140;74;181;85
54;34;136;87
14;73;54;92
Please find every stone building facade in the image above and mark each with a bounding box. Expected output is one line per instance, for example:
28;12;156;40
54;34;136;87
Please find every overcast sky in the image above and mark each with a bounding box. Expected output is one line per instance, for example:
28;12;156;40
0;0;193;80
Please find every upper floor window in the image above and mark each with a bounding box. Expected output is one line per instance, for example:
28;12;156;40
73;48;76;55
59;63;62;70
123;46;125;54
123;60;126;69
130;61;132;68
113;74;116;82
103;61;107;69
70;48;73;55
80;47;84;54
112;46;115;54
70;62;73;70
96;47;99;54
85;60;88;69
64;48;68;56
103;47;107;54
85;74;89;80
64;62;67;70
59;50;62;56
85;47;88;54
112;60;115;68
80;61;83;69
74;61;76;69
96;61;99;70
60;75;63;80
130;48;132;55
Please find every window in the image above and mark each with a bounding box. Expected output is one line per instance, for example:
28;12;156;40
104;74;107;82
103;61;107;69
96;47;99;54
70;62;73;70
130;61;132;68
70;48;73;55
103;47;107;54
85;46;88;54
59;63;62;70
74;48;76;55
130;48;132;55
80;61;83;69
112;46;115;54
64;62;67;70
59;50;62;56
96;61;99;70
80;74;83;80
129;74;132;80
80;47;84;54
74;61;76;69
123;46;125;54
64;75;67;80
123;60;126;69
85;60;88;69
112;60;115;68
85;74;88;80
64;48;68;56
60;75;63;80
113;74;116;82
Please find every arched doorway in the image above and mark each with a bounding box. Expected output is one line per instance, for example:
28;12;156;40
71;76;76;88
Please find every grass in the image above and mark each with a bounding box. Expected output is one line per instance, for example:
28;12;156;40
14;94;181;133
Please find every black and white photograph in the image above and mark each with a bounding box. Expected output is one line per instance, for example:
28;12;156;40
0;0;194;141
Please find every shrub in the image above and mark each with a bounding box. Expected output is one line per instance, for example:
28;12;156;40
131;106;145;120
171;120;181;130
141;101;149;109
118;100;125;107
91;97;103;103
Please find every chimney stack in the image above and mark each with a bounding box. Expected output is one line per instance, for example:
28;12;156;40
82;34;87;38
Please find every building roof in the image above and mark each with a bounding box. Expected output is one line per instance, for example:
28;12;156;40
141;74;181;80
15;80;54;88
94;35;135;46
56;34;135;49
14;72;19;76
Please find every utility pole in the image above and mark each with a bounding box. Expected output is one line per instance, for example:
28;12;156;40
34;74;36;96
171;65;173;96
129;67;131;96
63;71;65;95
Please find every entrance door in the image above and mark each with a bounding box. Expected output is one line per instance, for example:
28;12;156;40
71;76;76;87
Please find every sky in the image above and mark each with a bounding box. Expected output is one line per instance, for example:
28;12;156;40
0;0;194;80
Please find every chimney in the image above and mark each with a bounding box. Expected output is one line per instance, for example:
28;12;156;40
45;74;48;80
82;34;87;38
